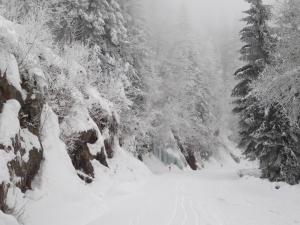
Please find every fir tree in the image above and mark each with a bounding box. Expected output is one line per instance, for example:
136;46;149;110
234;0;300;184
232;0;273;158
251;0;300;184
253;104;300;184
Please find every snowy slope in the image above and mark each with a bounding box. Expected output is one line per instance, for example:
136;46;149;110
21;106;151;225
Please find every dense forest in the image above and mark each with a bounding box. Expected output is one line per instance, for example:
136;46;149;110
0;0;299;224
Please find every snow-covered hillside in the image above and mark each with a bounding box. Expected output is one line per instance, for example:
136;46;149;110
0;13;150;225
1;0;300;224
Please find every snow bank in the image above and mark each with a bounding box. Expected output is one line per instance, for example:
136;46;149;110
90;144;151;195
23;105;151;225
0;211;19;225
23;105;104;225
0;100;20;147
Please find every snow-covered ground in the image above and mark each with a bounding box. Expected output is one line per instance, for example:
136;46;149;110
88;167;300;225
2;136;300;225
4;126;299;225
1;110;299;225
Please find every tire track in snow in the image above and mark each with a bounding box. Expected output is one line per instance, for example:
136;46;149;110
189;199;200;225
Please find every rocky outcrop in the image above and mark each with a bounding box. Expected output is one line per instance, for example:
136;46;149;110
89;105;119;159
0;72;23;113
19;75;45;136
8;132;43;192
185;149;198;170
172;131;198;170
60;101;120;183
67;129;98;183
65;127;112;183
0;111;43;213
95;147;109;167
0;54;44;214
61;103;119;183
0;183;9;213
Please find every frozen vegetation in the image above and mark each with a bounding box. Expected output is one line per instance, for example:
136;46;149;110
0;0;300;224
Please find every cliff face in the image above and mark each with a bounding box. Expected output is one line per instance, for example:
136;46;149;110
0;15;127;222
0;48;44;213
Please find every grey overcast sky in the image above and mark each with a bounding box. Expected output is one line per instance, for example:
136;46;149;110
143;0;250;34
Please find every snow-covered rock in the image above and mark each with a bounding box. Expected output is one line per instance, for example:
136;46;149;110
0;16;45;219
0;100;20;147
0;51;24;98
21;105;150;225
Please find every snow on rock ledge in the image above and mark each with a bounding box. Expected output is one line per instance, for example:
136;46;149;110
0;100;43;216
60;86;122;183
60;104;108;183
0;15;45;215
0;51;25;100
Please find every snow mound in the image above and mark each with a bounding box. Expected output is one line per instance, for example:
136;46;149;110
0;211;19;225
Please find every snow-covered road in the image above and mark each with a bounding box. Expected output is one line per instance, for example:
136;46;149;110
88;169;300;225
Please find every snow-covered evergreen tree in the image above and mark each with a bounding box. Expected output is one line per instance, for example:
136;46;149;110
251;0;300;184
232;0;273;158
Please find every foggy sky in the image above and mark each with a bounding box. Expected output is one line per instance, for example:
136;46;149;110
143;0;249;37
142;0;276;43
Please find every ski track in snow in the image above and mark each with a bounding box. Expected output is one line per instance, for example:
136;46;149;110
87;169;300;225
179;184;188;225
167;183;180;225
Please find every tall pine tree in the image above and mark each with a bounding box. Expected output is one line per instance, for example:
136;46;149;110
251;0;300;184
232;0;273;158
234;0;300;184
